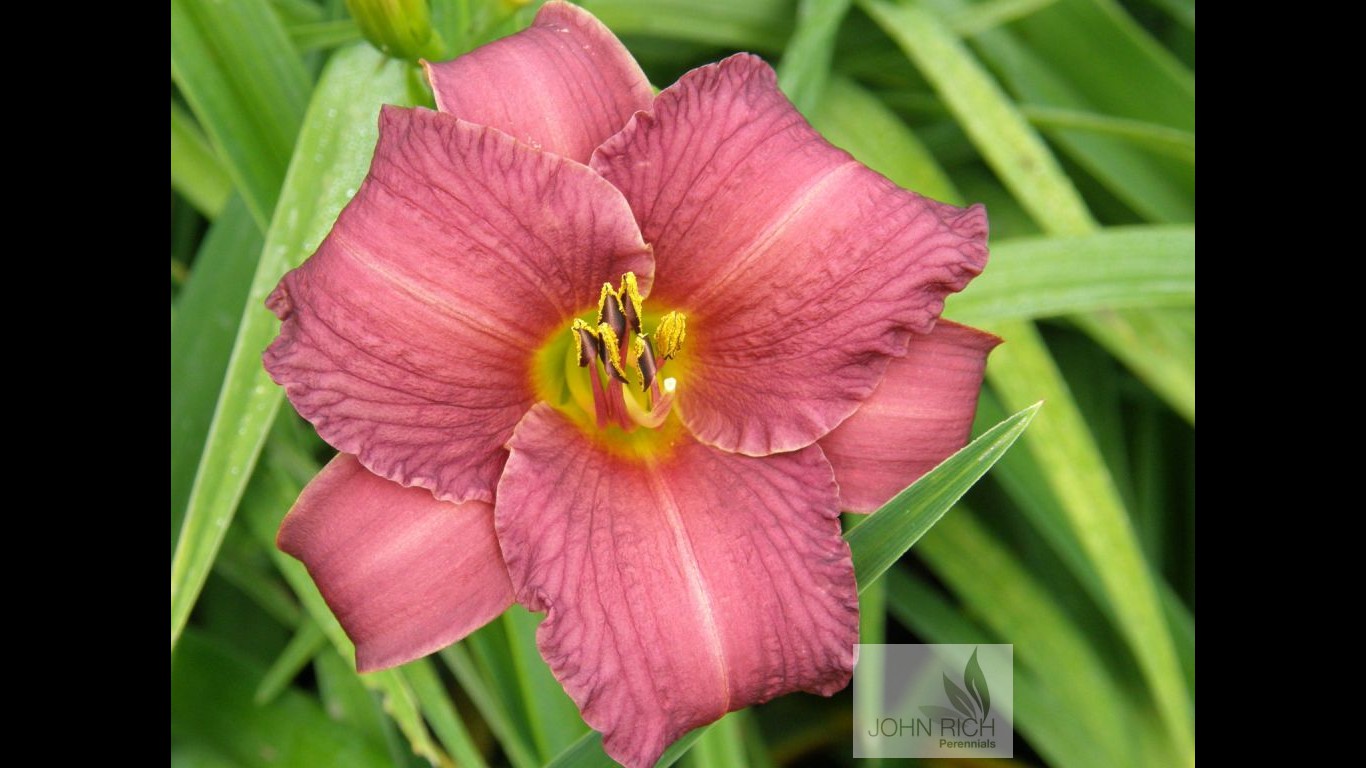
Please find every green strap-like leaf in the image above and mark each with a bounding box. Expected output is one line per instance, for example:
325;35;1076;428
847;402;1039;589
170;0;311;230
945;225;1195;324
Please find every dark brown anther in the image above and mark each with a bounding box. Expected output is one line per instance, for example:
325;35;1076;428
600;293;627;340
637;336;658;390
574;323;599;367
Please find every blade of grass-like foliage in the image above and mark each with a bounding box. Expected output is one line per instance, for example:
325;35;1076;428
314;649;412;765
862;3;1191;756
1009;0;1194;123
918;507;1172;767
1021;104;1194;163
269;0;323;25
861;0;1095;236
1148;0;1194;28
172;631;390;767
546;728;707;768
171;44;409;651
776;0;853;115
1073;308;1194;423
847;402;1039;588
503;606;588;759
171;102;232;218
973;392;1195;668
852;575;886;768
580;0;792;50
946;0;1058;35
289;20;363;53
254;618;326;704
807;76;959;203
171;197;262;541
985;319;1192;761
440;645;540;768
945;225;1194;324
403;659;488;768
921;0;1193;222
686;712;749;768
543;405;1035;768
462;619;536;754
170;0;311;230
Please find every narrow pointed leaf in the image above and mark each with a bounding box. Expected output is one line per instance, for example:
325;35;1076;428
846;403;1038;589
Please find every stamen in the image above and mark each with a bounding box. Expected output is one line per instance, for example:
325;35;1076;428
654;311;686;360
565;272;683;433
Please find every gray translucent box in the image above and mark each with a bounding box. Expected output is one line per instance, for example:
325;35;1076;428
853;644;1014;758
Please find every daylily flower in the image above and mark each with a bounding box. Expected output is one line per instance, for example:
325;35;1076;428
265;3;997;765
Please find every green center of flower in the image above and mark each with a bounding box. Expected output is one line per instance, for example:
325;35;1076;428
533;272;688;444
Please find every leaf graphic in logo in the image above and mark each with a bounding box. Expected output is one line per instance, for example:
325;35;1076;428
943;673;977;719
964;647;991;719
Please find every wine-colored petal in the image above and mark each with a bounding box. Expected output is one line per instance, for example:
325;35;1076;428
424;1;653;163
593;55;988;456
496;405;858;768
265;106;652;503
278;454;514;673
820;321;1000;512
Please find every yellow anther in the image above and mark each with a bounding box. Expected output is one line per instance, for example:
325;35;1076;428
628;333;646;385
619;272;644;330
654;311;687;360
597;322;627;381
570;318;598;367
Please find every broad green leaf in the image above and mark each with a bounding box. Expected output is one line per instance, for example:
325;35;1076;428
1073;308;1195;423
171;631;389;768
984;319;1192;762
846;402;1039;588
861;0;1096;236
170;0;311;230
171;197;262;539
808;76;959;204
777;0;853;115
171;44;409;651
945;225;1195;323
170;102;232;218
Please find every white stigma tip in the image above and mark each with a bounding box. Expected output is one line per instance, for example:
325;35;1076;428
662;377;677;394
